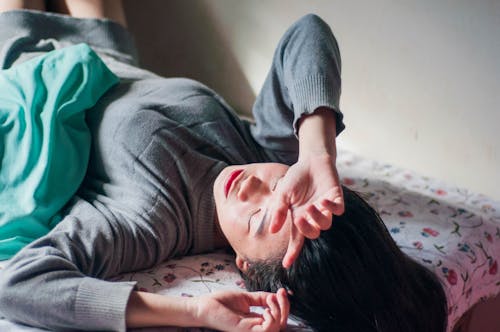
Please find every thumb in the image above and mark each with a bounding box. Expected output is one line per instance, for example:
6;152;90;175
269;191;290;234
282;224;305;268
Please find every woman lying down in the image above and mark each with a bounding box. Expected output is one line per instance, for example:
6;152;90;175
0;1;448;331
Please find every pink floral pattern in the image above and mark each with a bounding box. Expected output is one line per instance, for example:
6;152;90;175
336;149;500;332
111;254;240;297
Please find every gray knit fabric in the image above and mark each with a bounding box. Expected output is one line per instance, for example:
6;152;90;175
0;11;343;331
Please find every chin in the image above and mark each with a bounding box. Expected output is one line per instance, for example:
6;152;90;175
213;167;228;211
214;166;236;202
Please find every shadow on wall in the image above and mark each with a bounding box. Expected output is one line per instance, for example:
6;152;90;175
122;0;255;114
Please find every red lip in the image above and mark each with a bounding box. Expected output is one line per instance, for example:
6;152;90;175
225;169;244;198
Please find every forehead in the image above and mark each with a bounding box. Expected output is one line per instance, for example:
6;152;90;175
247;209;291;261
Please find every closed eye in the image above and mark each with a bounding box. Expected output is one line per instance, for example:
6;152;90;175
246;176;282;233
272;177;283;191
247;208;261;231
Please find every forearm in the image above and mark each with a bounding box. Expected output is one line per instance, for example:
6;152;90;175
126;291;200;329
0;197;175;331
249;14;344;163
282;15;343;137
297;107;337;159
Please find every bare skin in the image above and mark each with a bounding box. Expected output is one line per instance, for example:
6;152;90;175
0;0;45;12
47;0;127;27
0;0;126;27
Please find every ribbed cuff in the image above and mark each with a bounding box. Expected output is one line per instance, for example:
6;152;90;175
291;75;344;136
75;277;137;332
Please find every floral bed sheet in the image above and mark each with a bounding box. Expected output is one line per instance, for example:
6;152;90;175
0;149;499;332
336;149;500;331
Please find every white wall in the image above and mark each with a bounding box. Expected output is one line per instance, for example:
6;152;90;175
124;0;500;200
199;0;500;201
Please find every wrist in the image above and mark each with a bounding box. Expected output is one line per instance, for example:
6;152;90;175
298;151;336;166
185;297;205;328
298;107;337;159
126;291;202;328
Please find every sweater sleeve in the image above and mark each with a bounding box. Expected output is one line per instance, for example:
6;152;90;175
0;197;166;332
250;14;344;164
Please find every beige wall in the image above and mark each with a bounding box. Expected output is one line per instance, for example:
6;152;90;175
123;0;500;202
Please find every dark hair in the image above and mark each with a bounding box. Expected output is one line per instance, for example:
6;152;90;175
242;186;447;332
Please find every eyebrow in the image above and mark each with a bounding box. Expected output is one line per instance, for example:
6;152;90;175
248;175;281;234
255;208;268;235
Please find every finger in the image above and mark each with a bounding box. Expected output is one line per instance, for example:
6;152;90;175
296;216;321;239
319;197;344;216
319;199;338;214
333;196;345;215
242;316;265;331
282;224;305;268
277;288;289;330
325;186;345;215
261;308;275;331
245;312;264;319
244;291;276;307
306;204;332;231
269;195;290;234
266;294;280;323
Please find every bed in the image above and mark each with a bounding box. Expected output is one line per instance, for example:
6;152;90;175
0;148;498;331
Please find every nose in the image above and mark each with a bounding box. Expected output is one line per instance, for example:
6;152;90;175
237;175;269;202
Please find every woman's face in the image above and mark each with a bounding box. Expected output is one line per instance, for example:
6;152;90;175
213;163;292;269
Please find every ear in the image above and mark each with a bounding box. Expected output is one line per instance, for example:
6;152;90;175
235;255;249;273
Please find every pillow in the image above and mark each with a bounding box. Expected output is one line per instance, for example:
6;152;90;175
335;150;500;331
0;43;118;260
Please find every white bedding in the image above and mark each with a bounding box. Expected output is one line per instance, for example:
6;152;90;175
1;149;499;331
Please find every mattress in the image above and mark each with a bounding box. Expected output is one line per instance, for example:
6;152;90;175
1;149;499;332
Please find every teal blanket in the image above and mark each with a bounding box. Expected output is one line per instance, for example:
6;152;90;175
0;44;118;260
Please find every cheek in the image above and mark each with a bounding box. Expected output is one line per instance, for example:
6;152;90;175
218;206;246;241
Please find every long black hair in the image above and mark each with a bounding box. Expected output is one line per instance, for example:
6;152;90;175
242;186;447;332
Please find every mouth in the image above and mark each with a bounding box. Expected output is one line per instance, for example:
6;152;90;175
225;169;244;198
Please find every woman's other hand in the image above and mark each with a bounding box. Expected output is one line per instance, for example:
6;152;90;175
195;288;289;332
269;107;344;268
126;288;288;331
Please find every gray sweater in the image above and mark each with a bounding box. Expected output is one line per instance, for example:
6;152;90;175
0;11;344;331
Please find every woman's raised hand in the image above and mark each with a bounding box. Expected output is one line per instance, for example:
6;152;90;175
269;152;344;268
268;107;344;268
195;288;289;332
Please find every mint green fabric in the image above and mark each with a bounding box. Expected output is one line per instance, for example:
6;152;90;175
0;43;118;260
